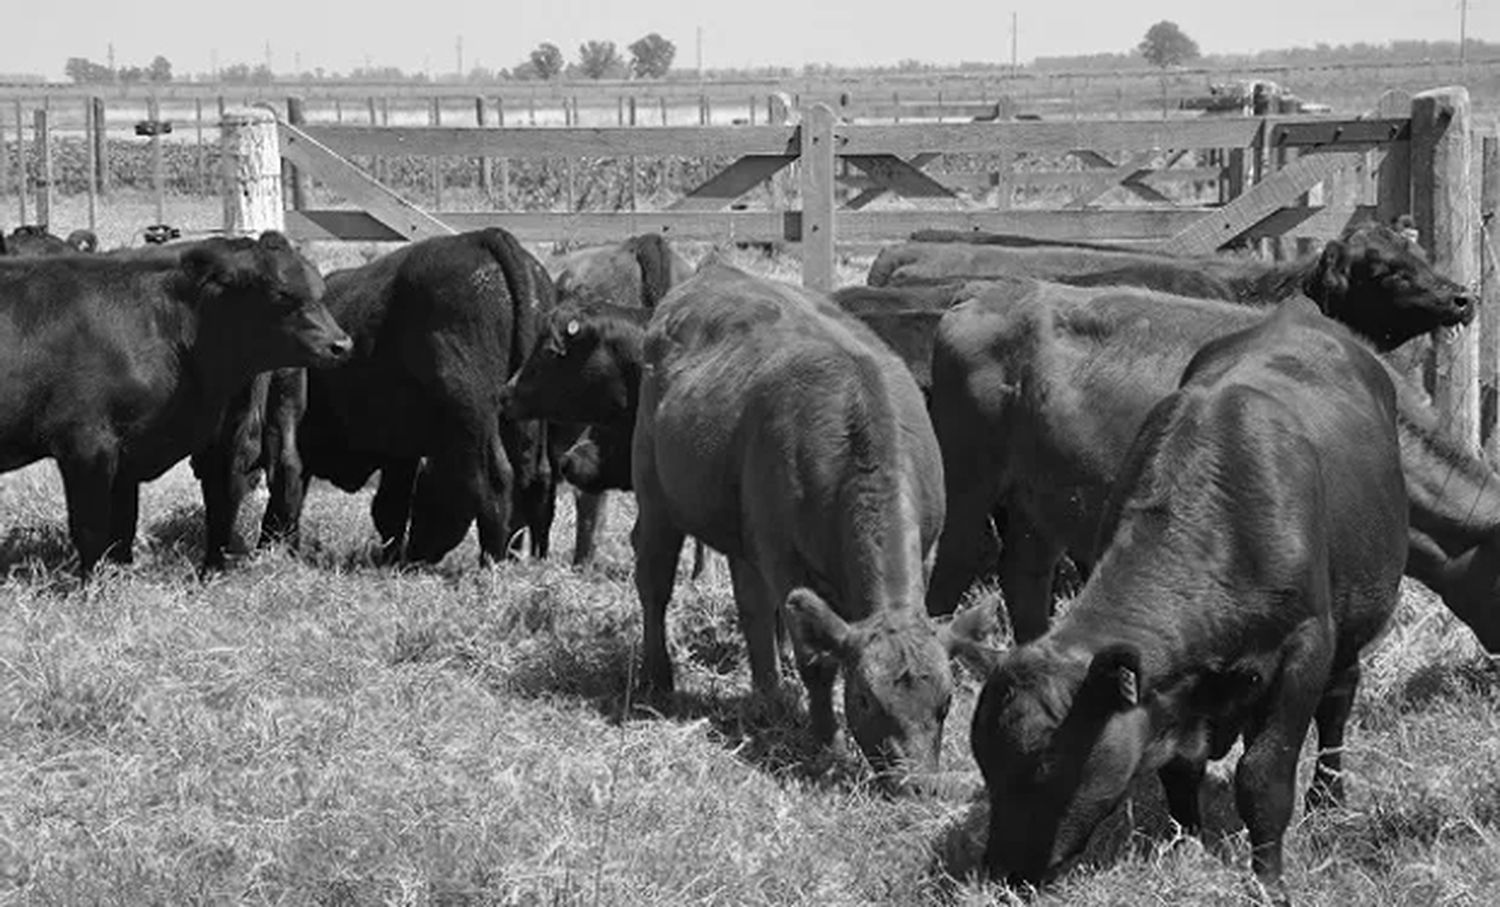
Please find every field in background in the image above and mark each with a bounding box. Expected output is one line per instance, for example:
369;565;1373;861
0;241;1498;903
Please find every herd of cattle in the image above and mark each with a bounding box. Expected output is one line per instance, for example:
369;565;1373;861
0;216;1492;902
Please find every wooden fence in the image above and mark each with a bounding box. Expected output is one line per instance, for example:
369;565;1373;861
205;86;1499;459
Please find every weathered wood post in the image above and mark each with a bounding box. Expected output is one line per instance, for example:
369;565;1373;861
0;112;8;219
91;96;108;197
1413;86;1480;452
148;94;166;226
497;98;510;210
475;97;493;200
13;101;26;224
800;103;837;292
284;96;309;211
83;99;97;231
194;98;206;195
220;107;285;235
1480;130;1500;461
33;109;51;229
430;97;444;210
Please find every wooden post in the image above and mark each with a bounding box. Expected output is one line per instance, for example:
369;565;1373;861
1413;86;1480;452
195;97;206;196
14;101;26;224
528;95;536;126
1376;89;1414;223
92;97;108;197
33;109;51;229
220;107;285;235
148;94;165;226
497;97;510;211
285;96;308;211
749;94;756;126
476;97;493;199
617;96;625;126
0;111;8;222
369;97;385;183
660;96;668;126
800;104;837;292
628;96;637;126
430;97;443;210
1481;132;1500;461
335;99;343;123
83;99;97;230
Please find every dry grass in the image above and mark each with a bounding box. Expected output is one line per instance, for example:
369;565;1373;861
0;240;1498;907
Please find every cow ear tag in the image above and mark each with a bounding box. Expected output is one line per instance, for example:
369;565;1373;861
1118;667;1139;707
566;319;581;336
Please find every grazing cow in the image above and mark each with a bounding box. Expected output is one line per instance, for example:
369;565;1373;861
630;260;990;781
870;221;1474;353
542;234;692;567
266;228;555;566
926;277;1500;654
971;300;1407;903
2;225;99;257
0;232;352;573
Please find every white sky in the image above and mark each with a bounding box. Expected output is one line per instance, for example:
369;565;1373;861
10;0;1497;79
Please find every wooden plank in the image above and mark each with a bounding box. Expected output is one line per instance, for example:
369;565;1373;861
833;208;1206;242
1376;90;1413;222
840;118;1264;156
1237;205;1374;241
1269;117;1410;148
1414;87;1480;452
1063;150;1162;209
1159;150;1357;255
667;155;794;211
277;122;454;241
801;104;837;291
303;124;800;159
843;152;943;209
285;97;308;210
286;209;796;244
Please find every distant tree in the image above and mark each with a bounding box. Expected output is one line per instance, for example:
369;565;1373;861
1137;21;1199;69
250;63;274;85
529;42;564;80
64;56;114;83
1138;21;1199;118
628;33;676;79
118;65;145;84
578;40;624;80
147;55;173;83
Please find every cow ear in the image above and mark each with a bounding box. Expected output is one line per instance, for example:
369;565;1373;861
1084;643;1143;712
785;588;853;662
256;230;292;253
939;601;1005;679
66;229;98;253
1308;238;1350;305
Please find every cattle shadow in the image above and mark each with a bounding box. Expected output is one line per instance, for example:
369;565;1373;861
924;765;1245;897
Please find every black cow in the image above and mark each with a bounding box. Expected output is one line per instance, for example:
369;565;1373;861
265;228;556;566
870;221;1474;353
926;277;1500;654
2;225;99;257
970;299;1408;904
544;234;692;567
0;232;352;573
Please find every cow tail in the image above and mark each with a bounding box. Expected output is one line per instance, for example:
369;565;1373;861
626;233;673;309
478;227;552;377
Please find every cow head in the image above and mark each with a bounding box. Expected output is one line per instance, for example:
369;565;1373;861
1306;221;1475;351
785;591;996;783
973;640;1264;887
501;305;645;424
180;231;352;372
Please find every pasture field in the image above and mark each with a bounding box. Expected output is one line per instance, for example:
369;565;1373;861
1;227;1499;906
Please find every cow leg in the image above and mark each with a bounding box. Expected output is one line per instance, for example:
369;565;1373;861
999;510;1063;644
55;441;119;576
470;429;517;565
572;490;606;567
925;471;1001;617
106;478;140;565
372;458;420;564
728;557;782;695
1234;628;1331;907
1159;757;1206;835
258;372;307;553
1305;661;1360;812
631;504;685;695
196;444;254;571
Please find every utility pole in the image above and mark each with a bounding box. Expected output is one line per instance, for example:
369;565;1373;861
107;42;116;79
264;40;273;77
210;48;219;81
1011;13;1019;77
696;26;704;81
456;36;464;78
1460;0;1469;66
